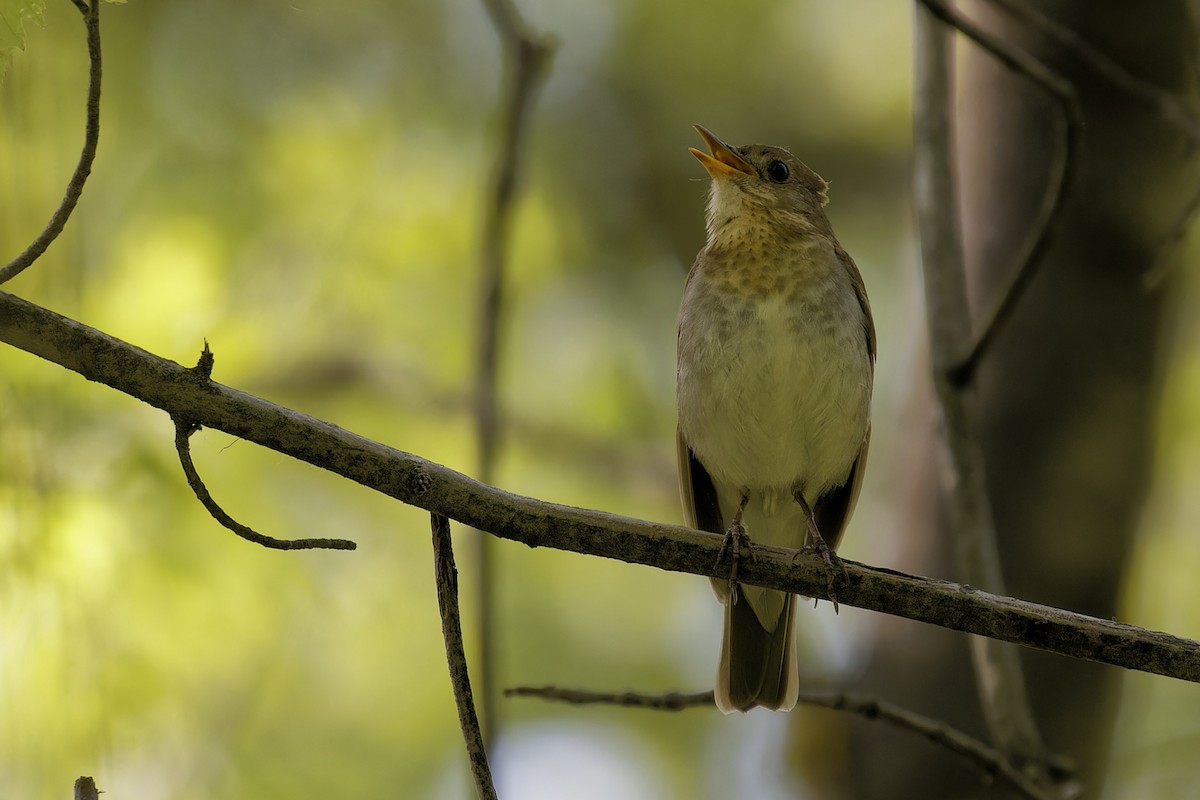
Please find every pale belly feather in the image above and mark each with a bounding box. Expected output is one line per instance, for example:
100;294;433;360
680;293;870;492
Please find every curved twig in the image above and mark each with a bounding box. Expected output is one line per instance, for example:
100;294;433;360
433;514;498;800
951;103;1077;387
0;0;102;285
505;685;1071;800
171;345;355;551
918;0;1083;387
978;0;1200;294
984;0;1200;145
173;420;357;551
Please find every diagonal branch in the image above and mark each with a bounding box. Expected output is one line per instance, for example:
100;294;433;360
432;513;498;800
975;0;1200;298
0;0;102;285
918;0;1082;388
506;685;1066;800
3;288;1200;684
984;0;1200;145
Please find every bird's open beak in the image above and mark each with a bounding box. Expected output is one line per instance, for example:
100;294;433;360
689;125;756;178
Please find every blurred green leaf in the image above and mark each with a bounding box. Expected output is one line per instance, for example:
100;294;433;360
0;0;44;80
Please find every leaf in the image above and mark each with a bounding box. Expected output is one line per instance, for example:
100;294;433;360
0;0;45;81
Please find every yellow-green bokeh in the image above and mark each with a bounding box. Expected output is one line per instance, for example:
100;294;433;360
2;2;1199;799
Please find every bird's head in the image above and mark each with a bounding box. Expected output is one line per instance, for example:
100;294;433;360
689;124;831;241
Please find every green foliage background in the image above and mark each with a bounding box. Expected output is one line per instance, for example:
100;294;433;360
0;1;1198;798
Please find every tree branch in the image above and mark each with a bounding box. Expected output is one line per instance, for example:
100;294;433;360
475;0;555;473
0;0;102;285
918;0;1082;389
3;288;1200;684
984;0;1200;145
507;685;707;711
913;5;1059;783
506;685;1068;800
966;0;1200;303
432;513;498;800
173;418;356;551
73;776;98;800
168;341;355;550
473;0;555;749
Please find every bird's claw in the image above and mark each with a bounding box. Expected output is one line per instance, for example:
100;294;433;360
715;521;755;599
800;531;846;613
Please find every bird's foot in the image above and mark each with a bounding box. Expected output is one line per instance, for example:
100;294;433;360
715;521;756;602
800;529;846;613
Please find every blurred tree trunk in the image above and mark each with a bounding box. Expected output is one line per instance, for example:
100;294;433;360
825;4;1200;798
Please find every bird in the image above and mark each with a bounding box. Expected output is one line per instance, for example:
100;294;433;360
677;125;875;713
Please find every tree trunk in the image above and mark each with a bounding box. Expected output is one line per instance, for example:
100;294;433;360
838;4;1199;797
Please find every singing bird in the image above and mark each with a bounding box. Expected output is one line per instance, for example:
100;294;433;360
677;126;875;713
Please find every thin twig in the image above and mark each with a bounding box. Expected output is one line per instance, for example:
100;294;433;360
979;0;1200;292
913;4;1060;785
171;344;355;551
506;685;1068;800
173;420;357;551
4;289;1200;682
432;514;499;800
0;0;102;285
473;0;555;750
507;685;708;711
984;0;1200;145
73;776;99;800
918;0;1082;388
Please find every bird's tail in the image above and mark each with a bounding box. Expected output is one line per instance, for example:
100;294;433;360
714;589;798;713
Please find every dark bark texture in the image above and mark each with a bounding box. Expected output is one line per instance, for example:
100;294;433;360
839;3;1200;798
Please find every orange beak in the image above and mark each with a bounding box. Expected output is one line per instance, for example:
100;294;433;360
689;125;756;178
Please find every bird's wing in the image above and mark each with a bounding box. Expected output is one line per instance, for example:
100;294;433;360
836;244;876;363
677;426;724;534
813;425;871;552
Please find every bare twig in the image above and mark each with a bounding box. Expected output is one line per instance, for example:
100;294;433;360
0;0;102;285
171;345;355;551
433;514;498;800
984;0;1200;145
73;776;99;800
918;0;1082;388
174;419;357;551
475;0;554;480
976;0;1200;294
913;4;1061;785
506;685;1068;800
3;289;1200;681
473;0;555;750
507;685;708;711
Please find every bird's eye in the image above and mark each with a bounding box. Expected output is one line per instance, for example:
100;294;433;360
766;160;790;183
